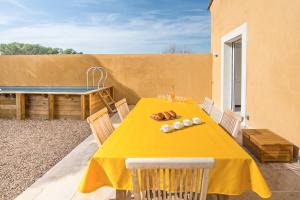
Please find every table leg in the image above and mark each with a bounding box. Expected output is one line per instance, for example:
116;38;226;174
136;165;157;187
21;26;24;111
116;190;127;200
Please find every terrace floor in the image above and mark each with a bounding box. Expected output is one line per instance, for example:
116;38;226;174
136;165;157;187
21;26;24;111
0;119;91;200
15;112;300;200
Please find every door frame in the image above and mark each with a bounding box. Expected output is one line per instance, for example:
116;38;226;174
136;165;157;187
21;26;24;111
221;23;248;126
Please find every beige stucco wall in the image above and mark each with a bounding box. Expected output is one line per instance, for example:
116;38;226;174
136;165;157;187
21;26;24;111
0;54;212;104
210;0;300;148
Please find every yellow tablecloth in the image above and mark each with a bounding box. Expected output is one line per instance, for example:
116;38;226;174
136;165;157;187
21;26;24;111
78;98;271;198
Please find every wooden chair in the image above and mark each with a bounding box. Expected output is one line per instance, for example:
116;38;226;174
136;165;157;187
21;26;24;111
115;98;130;121
209;105;223;124
87;107;114;145
201;97;214;114
125;157;215;200
157;94;171;101
174;96;188;102
219;110;242;138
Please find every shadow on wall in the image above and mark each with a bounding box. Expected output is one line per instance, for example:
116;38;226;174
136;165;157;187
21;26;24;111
84;55;140;104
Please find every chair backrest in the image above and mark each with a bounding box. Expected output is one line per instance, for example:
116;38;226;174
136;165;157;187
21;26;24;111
87;107;114;145
174;96;188;102
126;158;215;200
115;98;130;121
209;105;223;124
201;97;214;114
219;110;241;137
157;94;171;101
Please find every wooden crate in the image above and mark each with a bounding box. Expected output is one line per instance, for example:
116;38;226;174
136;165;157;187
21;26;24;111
242;129;293;163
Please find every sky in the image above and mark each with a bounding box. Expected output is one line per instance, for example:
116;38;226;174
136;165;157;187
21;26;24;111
0;0;211;54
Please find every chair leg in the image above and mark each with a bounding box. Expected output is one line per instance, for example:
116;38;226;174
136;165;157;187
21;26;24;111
116;190;127;200
126;190;132;200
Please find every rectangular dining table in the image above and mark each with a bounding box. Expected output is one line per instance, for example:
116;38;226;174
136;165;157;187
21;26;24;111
78;98;271;199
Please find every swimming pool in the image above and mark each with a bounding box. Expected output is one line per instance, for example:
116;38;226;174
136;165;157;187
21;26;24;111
0;86;114;120
0;86;105;95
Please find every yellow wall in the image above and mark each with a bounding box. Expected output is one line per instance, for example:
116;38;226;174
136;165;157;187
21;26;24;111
210;0;300;148
0;54;212;104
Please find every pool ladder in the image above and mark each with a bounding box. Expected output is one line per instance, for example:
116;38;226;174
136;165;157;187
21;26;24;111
86;66;108;90
86;66;116;113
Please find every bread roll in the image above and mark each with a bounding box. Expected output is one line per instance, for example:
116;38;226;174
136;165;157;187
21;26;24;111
163;112;172;120
151;111;177;121
157;113;165;120
151;114;159;120
168;110;177;118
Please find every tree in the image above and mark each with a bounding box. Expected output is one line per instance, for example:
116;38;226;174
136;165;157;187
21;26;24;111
162;44;193;54
62;48;79;54
0;42;83;55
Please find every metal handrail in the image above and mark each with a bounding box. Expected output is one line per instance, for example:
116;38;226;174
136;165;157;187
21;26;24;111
97;67;107;88
86;66;107;90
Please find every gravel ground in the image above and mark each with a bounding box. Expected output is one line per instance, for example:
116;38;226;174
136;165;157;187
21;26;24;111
0;119;91;200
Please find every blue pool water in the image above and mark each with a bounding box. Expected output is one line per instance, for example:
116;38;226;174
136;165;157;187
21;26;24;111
0;86;99;93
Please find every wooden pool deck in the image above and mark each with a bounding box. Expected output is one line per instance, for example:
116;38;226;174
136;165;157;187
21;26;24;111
0;86;114;120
